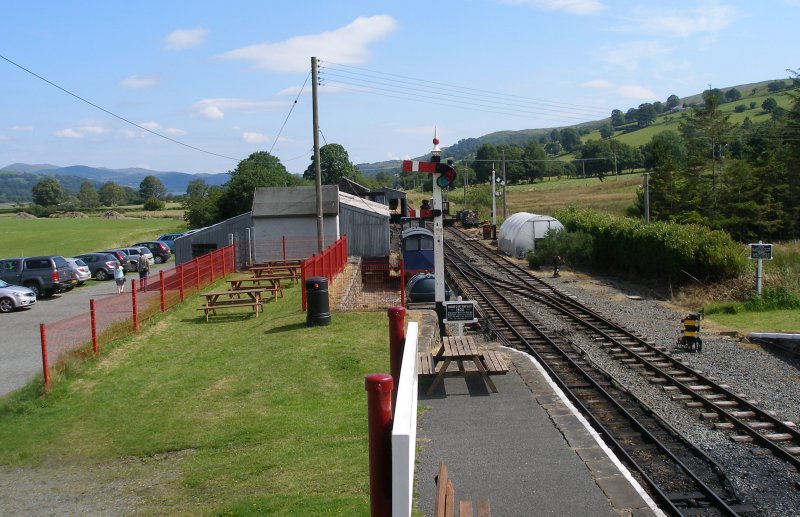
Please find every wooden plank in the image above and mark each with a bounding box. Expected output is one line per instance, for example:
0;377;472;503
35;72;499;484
445;481;455;517
459;500;474;517
476;499;491;517
434;462;449;517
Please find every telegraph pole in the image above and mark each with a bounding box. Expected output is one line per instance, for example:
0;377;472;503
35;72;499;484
311;56;324;252
491;163;497;232
642;172;650;223
502;149;507;218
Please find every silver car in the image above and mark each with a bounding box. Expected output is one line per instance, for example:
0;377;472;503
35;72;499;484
65;257;92;285
0;279;37;313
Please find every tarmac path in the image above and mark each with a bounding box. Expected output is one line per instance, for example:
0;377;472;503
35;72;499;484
0;262;173;398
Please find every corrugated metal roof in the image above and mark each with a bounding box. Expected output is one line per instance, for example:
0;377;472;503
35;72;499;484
252;185;339;217
338;191;390;217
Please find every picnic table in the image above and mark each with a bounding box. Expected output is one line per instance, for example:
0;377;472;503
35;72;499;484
226;276;284;300
420;336;508;395
198;288;265;322
249;264;301;285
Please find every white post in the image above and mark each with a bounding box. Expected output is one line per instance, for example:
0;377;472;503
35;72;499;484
756;240;763;295
491;164;497;230
432;137;445;305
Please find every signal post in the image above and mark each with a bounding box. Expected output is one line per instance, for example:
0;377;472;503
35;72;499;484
402;131;456;329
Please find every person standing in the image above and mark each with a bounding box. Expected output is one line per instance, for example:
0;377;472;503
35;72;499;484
137;253;149;291
113;262;126;294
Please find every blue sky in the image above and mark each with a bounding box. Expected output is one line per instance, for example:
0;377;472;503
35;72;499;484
1;0;797;176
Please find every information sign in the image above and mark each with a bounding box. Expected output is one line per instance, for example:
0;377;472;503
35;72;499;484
443;300;477;323
749;243;773;260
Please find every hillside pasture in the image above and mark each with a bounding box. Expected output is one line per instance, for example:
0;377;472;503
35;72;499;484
505;174;641;217
0;217;185;258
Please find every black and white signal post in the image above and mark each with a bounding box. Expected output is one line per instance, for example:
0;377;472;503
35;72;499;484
402;130;456;327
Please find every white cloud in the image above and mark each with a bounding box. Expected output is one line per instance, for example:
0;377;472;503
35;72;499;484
164;27;208;51
165;127;187;136
55;124;108;139
593;40;672;71
616;85;658;100
190;98;285;119
218;15;398;74
634;1;736;38
121;75;159;89
241;132;270;143
11;125;33;131
499;0;605;15
139;121;161;131
583;79;613;89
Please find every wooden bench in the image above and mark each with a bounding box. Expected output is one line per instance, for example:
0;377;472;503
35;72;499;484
481;350;509;375
418;352;436;376
434;462;491;517
197;300;263;322
226;279;284;300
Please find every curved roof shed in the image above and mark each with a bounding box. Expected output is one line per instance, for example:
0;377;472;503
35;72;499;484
498;212;564;257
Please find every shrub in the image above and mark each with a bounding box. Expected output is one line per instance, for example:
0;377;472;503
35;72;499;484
527;229;594;269
734;104;746;113
143;197;166;211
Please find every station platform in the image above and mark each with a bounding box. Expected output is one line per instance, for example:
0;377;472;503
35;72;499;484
411;312;661;516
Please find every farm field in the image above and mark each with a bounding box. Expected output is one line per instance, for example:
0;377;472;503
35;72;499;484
0;285;386;516
0;217;186;257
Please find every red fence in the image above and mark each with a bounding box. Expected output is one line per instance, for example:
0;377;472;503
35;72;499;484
39;245;235;390
301;236;348;310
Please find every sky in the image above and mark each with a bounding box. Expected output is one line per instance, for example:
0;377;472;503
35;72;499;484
1;1;798;177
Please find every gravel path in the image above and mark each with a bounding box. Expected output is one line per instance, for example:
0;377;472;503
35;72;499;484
520;270;800;516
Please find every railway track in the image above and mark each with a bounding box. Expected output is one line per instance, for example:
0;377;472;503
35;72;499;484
442;227;780;516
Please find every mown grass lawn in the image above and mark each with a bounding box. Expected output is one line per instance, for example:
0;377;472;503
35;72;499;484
0;285;389;516
0;217;185;257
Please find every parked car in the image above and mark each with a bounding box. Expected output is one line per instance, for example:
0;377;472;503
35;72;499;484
118;247;154;269
100;249;136;272
75;253;120;281
0;256;78;298
157;233;184;253
65;257;91;285
0;279;37;313
132;241;171;264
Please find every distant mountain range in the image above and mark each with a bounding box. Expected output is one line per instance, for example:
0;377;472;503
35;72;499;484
0;163;230;195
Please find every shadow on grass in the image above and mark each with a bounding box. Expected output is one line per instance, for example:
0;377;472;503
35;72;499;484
265;322;308;334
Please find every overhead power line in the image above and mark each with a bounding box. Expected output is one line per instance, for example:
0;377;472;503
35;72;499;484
0;53;242;162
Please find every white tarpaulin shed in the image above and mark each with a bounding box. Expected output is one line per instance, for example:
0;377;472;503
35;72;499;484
498;212;564;257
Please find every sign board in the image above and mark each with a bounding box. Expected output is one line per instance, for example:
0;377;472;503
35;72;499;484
443;300;477;323
749;243;773;260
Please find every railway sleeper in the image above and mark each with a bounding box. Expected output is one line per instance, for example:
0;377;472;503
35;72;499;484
671;394;693;400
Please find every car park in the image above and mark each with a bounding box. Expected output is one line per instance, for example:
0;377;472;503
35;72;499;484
132;241;171;264
0;279;37;313
0;256;78;298
117;247;154;269
75;253;120;281
65;257;91;285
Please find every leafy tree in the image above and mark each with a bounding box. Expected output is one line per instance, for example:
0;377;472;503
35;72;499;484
374;171;394;187
653;101;665;114
666;94;681;110
544;141;562;156
599;124;614;139
749;101;757;109
183;179;224;227
577;139;614;180
762;97;778;112
635;103;657;127
703;88;725;108
474;144;501;183
782;68;800;237
303;143;361;184
560;128;581;152
724;88;742;103
139;175;167;200
522;140;546;181
497;144;525;183
610;109;625;127
625;107;638;123
218;151;299;220
734;104;747;113
98;181;125;207
767;80;786;93
78;180;100;208
31;177;64;207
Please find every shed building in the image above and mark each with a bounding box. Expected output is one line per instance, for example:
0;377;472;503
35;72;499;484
498;212;564;257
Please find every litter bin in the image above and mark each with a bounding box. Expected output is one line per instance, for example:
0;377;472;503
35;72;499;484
305;276;331;326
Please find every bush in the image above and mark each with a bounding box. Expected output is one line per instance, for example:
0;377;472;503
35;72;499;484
526;229;594;269
734;104;747;113
553;205;747;283
143;197;166;211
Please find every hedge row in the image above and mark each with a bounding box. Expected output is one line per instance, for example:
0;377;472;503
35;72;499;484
554;205;747;283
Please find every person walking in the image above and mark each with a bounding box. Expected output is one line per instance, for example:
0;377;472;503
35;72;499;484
113;262;126;294
137;253;149;292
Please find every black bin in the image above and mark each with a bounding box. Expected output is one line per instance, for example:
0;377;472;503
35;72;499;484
305;276;331;326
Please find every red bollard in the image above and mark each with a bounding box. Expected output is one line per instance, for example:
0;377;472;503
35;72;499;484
40;323;50;389
365;373;393;517
179;264;185;302
388;306;406;412
399;259;405;307
90;299;98;355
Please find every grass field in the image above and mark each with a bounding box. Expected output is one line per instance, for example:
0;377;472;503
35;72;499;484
0;217;186;257
0;286;388;516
